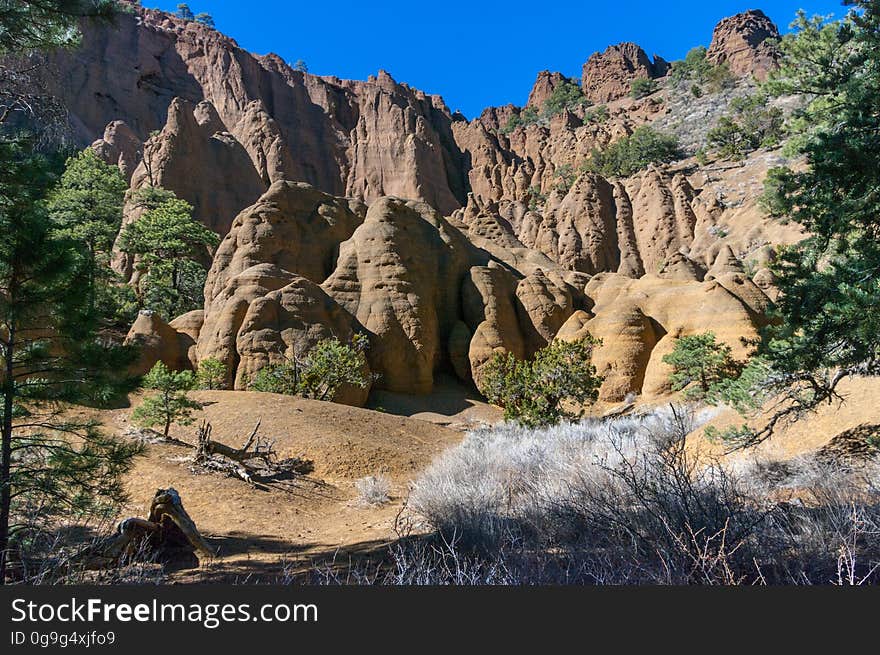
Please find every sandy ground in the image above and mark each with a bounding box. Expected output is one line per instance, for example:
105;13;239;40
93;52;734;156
85;386;492;582
687;376;880;465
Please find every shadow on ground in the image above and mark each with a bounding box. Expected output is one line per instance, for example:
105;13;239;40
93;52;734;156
366;374;498;426
171;534;426;584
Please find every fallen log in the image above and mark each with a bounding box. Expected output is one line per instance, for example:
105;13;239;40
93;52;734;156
192;421;313;487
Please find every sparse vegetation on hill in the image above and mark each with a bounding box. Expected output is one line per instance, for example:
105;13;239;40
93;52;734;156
670;46;736;96
629;77;660;99
583;126;681;177
540;78;587;117
499;106;537;134
500;78;586;134
707;93;785;160
583;104;609;124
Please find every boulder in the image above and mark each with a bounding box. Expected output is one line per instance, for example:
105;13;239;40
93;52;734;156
124;311;193;377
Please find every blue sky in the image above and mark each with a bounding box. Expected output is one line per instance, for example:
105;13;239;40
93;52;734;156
147;1;848;118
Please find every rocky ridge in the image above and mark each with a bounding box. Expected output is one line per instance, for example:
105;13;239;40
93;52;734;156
37;3;797;404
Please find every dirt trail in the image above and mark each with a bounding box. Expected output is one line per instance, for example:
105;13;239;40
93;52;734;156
91;389;489;582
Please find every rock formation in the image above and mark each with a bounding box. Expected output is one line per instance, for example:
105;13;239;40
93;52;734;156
204;181;366;299
127;98;267;237
90;120;142;182
707;9;780;80
35;4;802;405
39;4;469;231
581;43;670;104
561;272;770;401
526;71;571;109
322;197;483;394
124;310;195;376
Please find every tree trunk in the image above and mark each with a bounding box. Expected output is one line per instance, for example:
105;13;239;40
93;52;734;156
0;326;15;585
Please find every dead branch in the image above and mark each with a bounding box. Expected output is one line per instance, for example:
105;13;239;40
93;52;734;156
191;421;313;488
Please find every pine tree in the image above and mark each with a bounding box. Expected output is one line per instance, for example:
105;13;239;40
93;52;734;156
0;2;123;128
0;1;121;53
133;362;201;438
117;192;219;320
662;333;742;400
175;4;194;21
195;357;227;391
721;1;880;445
479;338;603;428
0;138;141;583
47;149;133;323
194;13;214;28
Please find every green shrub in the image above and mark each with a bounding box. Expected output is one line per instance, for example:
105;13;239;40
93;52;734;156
553;164;577;192
671;47;712;83
249;362;299;396
662;332;743;401
707;93;785;160
249;335;372;401
133;362;202;438
584;105;609;123
704;64;736;93
526;186;547;211
670;46;735;93
196;357;227;390
541;78;587;118
630;77;660;99
584;126;681;178
500;106;539;135
479;337;603;428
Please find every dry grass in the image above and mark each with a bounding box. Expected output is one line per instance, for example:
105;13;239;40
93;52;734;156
317;405;880;585
355;475;391;506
